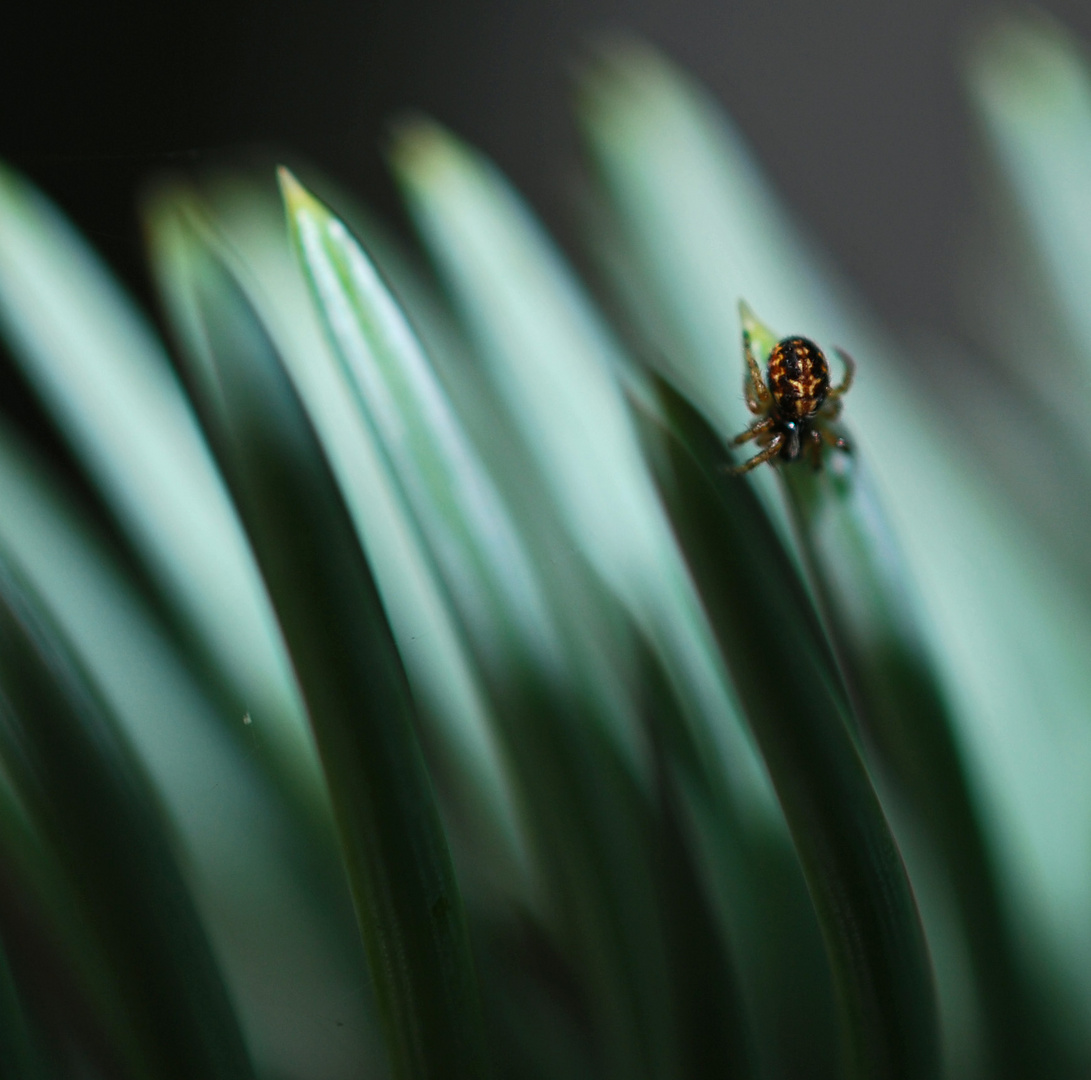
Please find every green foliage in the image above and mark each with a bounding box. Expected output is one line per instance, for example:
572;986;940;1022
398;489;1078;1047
0;13;1090;1080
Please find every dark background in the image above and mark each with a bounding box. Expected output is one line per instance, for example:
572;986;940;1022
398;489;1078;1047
2;1;1091;353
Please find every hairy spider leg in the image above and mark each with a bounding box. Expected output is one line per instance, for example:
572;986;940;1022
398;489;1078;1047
827;348;856;400
732;415;776;445
742;331;772;413
813;424;851;457
803;423;851;468
818;396;843;421
731;432;785;475
820;426;851;453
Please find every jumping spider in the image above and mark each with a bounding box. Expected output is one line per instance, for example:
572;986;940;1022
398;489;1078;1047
729;331;855;475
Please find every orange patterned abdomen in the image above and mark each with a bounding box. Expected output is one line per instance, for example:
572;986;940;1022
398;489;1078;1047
766;336;831;422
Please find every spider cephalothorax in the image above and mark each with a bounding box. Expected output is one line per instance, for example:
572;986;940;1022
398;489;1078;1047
730;332;854;474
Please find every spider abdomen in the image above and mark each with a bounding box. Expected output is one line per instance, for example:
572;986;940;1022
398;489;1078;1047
766;336;830;422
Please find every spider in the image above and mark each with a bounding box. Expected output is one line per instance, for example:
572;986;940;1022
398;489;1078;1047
729;331;855;475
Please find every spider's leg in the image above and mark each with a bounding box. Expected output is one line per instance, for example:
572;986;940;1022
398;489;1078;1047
732;415;776;445
744;389;765;415
827;347;856;400
743;331;772;405
818;396;842;421
819;426;851;453
730;432;785;475
807;427;824;469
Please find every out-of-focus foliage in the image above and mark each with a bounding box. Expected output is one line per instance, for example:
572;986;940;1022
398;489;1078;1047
0;12;1088;1080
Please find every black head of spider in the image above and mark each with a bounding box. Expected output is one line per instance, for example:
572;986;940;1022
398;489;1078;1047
730;332;855;475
